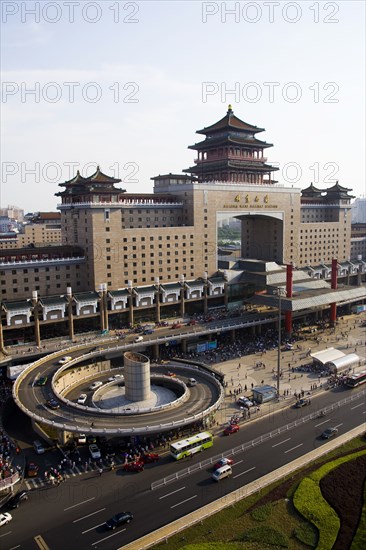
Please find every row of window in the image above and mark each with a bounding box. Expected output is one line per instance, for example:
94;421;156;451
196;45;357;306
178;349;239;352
2;281;82;294
0;265;79;276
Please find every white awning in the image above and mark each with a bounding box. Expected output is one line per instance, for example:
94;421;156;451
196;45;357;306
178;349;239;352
310;347;345;366
326;353;361;373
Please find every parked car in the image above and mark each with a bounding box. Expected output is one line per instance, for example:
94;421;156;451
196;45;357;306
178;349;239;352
321;427;338;439
87;435;97;444
107;374;123;382
89;381;103;391
0;512;12;527
7;491;29;509
105;511;133;530
58;356;72;365
295;398;311;408
213;457;234;471
143;329;154;335
26;462;39;477
237;396;254;408
37;376;48;386
89;444;101;459
77;393;87;405
33;440;45;455
123;461;144;473
46;399;60;410
224;424;240;436
141;453;159;463
134;335;144;343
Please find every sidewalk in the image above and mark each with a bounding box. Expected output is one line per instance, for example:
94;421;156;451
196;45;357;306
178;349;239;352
211;313;366;427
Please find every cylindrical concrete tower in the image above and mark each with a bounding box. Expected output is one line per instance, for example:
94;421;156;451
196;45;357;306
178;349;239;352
124;352;151;401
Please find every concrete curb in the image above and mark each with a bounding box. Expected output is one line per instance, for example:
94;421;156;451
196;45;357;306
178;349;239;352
119;424;365;550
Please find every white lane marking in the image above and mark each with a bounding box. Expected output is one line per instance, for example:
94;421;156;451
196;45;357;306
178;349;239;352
159;486;186;499
81;522;106;534
0;531;12;538
233;466;256;479
351;403;363;410
8;546;20;549
64;496;95;511
315;420;329;427
285;443;303;454
92;529;126;545
335;423;343;428
233;459;243;466
272;438;291;448
171;495;198;509
73;508;106;523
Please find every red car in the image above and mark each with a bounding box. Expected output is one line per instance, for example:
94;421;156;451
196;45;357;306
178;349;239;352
166;371;176;377
213;457;234;470
224;424;240;436
26;462;39;477
171;323;182;329
123;461;144;473
141;453;160;464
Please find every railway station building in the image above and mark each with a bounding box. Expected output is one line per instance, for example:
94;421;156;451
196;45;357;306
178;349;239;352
0;107;365;348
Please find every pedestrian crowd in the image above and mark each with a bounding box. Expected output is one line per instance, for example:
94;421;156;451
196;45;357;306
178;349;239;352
0;429;16;480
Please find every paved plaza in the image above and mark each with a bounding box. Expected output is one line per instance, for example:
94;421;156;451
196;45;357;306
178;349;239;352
211;313;365;426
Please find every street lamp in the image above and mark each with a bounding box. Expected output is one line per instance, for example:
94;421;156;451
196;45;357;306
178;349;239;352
274;286;286;398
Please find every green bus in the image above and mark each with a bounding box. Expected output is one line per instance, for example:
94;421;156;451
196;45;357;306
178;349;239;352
170;431;213;460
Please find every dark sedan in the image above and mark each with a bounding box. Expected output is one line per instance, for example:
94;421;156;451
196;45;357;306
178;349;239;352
105;512;133;530
7;491;29;509
321;427;338;439
295;398;311;408
46;399;60;410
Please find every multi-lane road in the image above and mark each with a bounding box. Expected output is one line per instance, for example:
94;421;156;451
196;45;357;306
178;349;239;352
2;385;365;550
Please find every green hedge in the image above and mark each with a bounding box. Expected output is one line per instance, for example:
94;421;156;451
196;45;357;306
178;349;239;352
293;477;338;549
293;449;366;550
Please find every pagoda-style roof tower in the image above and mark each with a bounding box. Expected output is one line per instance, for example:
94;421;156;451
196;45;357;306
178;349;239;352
183;105;279;184
325;182;355;200
301;183;323;198
55;166;126;204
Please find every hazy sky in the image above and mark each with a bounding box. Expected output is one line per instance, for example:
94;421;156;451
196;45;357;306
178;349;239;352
1;1;365;212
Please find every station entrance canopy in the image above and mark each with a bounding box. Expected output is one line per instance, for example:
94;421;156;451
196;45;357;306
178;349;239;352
310;347;345;366
325;353;361;374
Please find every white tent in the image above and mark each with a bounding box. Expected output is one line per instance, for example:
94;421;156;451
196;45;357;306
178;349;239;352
325;353;361;374
311;347;345;366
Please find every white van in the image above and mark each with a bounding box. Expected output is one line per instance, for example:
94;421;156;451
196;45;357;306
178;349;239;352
212;464;232;481
134;336;143;343
187;378;197;387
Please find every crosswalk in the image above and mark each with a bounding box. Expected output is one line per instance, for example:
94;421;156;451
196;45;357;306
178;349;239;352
24;456;127;489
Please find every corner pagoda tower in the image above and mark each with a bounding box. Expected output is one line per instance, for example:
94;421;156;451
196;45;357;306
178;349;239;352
183;105;279;184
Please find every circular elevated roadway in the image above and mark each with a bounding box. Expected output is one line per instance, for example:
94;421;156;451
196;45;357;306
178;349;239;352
13;342;223;437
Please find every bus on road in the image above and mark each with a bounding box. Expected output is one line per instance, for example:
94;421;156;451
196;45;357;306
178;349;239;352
346;370;366;388
170;431;213;460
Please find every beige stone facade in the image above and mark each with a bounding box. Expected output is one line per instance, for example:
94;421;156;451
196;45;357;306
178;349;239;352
0;111;355;302
0;222;61;249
